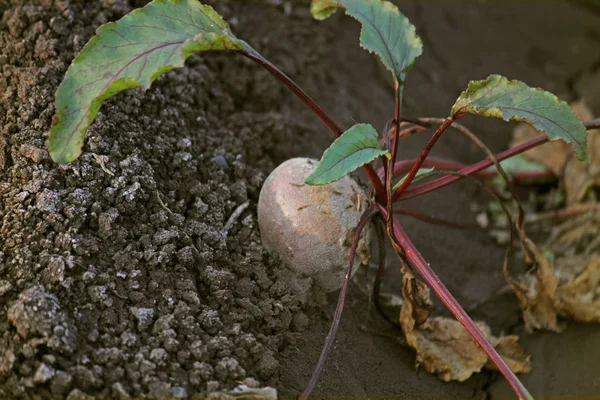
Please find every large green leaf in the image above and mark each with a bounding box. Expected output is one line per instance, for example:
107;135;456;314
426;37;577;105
451;75;588;161
49;0;251;164
306;123;389;185
311;0;422;84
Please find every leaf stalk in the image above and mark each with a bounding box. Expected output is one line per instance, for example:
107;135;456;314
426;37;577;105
397;134;549;200
392;117;457;200
299;206;379;400
380;158;553;182
386;82;403;216
378;205;534;400
243;50;386;201
395;115;600;200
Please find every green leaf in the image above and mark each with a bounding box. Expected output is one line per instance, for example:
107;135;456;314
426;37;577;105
392;167;434;191
313;0;422;84
486;155;552;189
306;123;389;185
484;155;549;176
310;0;340;20
451;75;588;161
49;0;251;164
340;0;422;83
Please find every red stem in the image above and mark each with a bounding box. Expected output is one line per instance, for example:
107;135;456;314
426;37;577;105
585;118;600;129
391;84;402;165
373;220;399;326
379;157;554;182
392;117;457;198
398;135;549;200
398;124;427;139
393;207;477;230
243;51;386;201
380;207;533;400
526;202;598;223
300;208;378;400
386;82;402;212
399;118;599;200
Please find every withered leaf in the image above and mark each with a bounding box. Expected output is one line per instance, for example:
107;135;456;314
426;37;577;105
556;255;600;322
486;335;531;374
507;212;600;330
400;266;530;381
564;101;600;203
404;316;489;382
400;265;432;329
505;237;562;332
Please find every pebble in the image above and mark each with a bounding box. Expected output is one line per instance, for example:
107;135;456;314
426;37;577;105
33;363;55;383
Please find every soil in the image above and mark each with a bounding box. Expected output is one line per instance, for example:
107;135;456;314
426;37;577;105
1;1;599;400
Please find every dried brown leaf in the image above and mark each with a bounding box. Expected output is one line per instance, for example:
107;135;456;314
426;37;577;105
563;155;590;204
404;316;491;382
505;237;563;332
551;213;600;322
555;256;600;322
400;265;432;329
486;335;531;374
400;266;530;381
508;212;600;330
563;101;600;203
511;99;600;203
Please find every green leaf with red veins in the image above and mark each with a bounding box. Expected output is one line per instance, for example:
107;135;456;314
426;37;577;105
342;0;422;83
49;0;252;164
310;0;422;84
306;123;390;185
451;74;588;161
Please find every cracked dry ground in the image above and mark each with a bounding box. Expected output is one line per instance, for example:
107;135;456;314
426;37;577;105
1;1;600;399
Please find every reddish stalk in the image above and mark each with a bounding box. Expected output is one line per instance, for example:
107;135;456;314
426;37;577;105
300;207;378;400
377;99;534;399
392;117;457;197
386;82;403;214
372;220;399;326
400;116;432;128
379;157;553;182
397;134;549;200
378;205;534;400
526;202;599;224
398;120;598;201
393;207;477;230
243;51;386;201
384;120;431;142
398;124;428;139
585;118;600;129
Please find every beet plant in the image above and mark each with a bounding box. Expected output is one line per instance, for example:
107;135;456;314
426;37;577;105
48;0;600;399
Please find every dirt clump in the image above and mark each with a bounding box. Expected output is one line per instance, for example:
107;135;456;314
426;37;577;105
0;1;327;398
